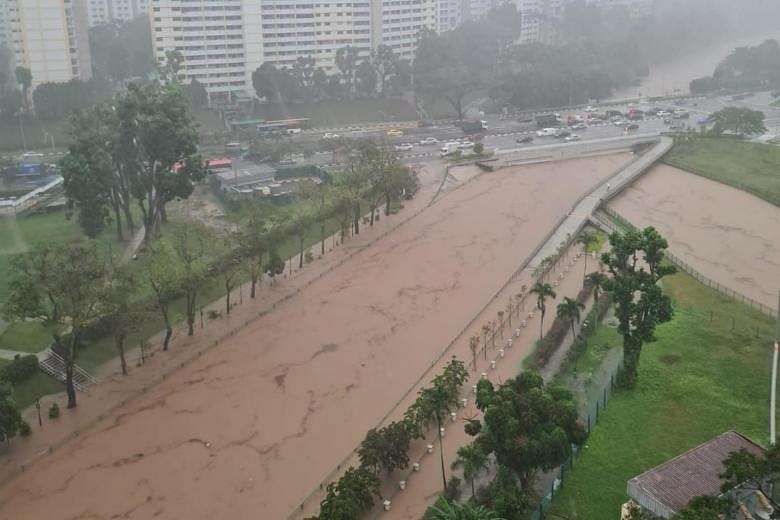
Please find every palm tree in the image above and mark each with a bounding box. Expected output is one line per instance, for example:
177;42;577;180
577;231;598;280
585;271;608;325
452;443;489;497
427;497;505;520
530;282;557;341
557;297;586;341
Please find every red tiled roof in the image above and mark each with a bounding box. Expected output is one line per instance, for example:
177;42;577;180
627;431;765;516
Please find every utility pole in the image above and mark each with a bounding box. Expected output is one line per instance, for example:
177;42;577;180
771;290;780;445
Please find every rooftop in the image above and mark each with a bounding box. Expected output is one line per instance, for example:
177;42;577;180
627;431;765;518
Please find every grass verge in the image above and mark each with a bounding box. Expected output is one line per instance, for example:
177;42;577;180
549;269;775;519
0;322;54;354
663;138;780;207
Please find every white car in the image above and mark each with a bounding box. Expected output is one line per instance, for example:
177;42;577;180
565;134;581;142
656;110;671;118
536;128;557;137
570;122;587;130
458;141;475;150
613;119;628;126
419;137;439;145
322;132;340;139
585;106;598;113
394;143;414;151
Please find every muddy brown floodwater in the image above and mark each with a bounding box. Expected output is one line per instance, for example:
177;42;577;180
610;164;780;311
0;154;627;520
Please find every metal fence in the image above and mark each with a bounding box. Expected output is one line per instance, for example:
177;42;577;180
531;351;624;520
599;206;777;318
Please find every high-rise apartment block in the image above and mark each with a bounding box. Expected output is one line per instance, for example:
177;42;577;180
149;0;437;100
6;0;92;89
87;0;150;26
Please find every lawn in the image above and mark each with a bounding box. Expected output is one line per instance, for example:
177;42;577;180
0;321;54;354
663;138;780;207
549;269;775;519
254;98;418;127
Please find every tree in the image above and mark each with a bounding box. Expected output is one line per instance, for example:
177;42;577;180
0;382;24;444
239;206;279;298
253;62;298;102
264;249;285;284
585;271;608;324
215;232;244;315
372;45;398;96
334;152;369;236
114;83;204;243
486;466;528;520
335;46;360;95
355;60;377;97
89;18;154;82
720;444;780;497
288;204;314;269
164;50;184;82
103;264;142;375
5;240;107;408
405;359;469;492
293;56;317;100
144;242;179;350
577;231;598;279
710;106;767;137
452;441;489;497
425;497;505;520
185;79;209;109
170;223;211;336
316;467;380;520
556;297;585;341
671;496;735;520
530;282;556;341
601;227;676;388
14;66;31;111
358;421;411;475
473;371;586;491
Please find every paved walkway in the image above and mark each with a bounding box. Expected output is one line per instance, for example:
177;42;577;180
529;136;673;269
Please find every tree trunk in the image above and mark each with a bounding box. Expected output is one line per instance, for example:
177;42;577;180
186;293;196;336
110;191;124;242
385;194;391;216
250;270;258;299
583;254;588;280
225;281;231;315
116;334;128;375
299;235;304;269
160;204;168;223
370;207;375;226
354;202;360;235
320;224;325;256
539;312;545;341
161;305;172;350
65;363;77;408
437;414;447;491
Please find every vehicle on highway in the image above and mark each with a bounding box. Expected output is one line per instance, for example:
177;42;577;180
564;134;581;142
645;107;663;116
554;129;571;138
606;109;623;118
673;110;690;119
440;142;460;157
536;127;557;137
322;132;340;139
570;122;587;130
613;119;628;126
419;137;439;145
394;143;414;151
585;106;598;113
567;115;584;125
285;128;302;135
698;115;713;125
386;129;404;136
627;123;640;130
536;114;561;128
516;135;533;144
277;157;296;165
458;120;488;133
669;122;685;130
458;140;475;150
626;110;644;120
657;110;672;118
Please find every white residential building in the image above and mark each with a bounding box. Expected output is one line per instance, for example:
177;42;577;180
7;0;92;89
87;0;150;26
378;0;437;61
436;0;461;33
592;0;651;18
462;0;496;21
150;0;263;102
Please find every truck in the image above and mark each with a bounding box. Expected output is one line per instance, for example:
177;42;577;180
439;142;461;157
458;120;488;133
535;114;561;128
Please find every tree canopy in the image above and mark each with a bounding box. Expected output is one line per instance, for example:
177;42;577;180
710;106;767;137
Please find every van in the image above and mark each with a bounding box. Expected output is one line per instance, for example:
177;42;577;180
439;142;460;157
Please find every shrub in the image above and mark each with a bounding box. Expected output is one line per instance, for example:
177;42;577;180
304;251;314;264
48;402;60;419
0;354;40;385
443;476;462;501
19;421;31;437
206;309;221;320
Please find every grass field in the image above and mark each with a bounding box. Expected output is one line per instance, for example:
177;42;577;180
0;117;71;153
0;322;54;354
663;138;780;207
254;98;418;127
549;269;776;519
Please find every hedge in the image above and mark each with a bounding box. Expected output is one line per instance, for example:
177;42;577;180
0;354;40;385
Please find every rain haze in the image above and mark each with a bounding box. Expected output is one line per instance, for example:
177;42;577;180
0;0;778;519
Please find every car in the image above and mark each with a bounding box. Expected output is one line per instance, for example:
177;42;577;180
458;140;475;150
419;137;439;145
285;128;302;135
585;106;598;113
570;122;587;130
536;128;557;137
610;115;624;123
394;143;414;151
657;110;671;118
613;119;628;126
673;111;690;119
564;134;581;142
322;132;340;139
554;129;571;138
516;135;533;144
627;123;640;131
386;129;404;136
